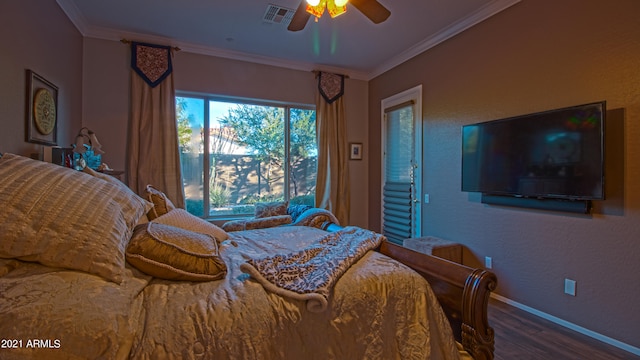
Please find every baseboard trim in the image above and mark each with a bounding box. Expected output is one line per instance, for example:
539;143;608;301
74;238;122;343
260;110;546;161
491;293;640;357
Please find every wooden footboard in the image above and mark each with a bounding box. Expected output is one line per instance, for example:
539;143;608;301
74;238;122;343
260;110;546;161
378;241;497;360
321;222;497;359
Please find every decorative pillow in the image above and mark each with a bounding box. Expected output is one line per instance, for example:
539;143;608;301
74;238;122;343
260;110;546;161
221;220;246;232
126;222;227;281
254;201;289;218
153;208;229;242
144;184;176;220
290;207;341;228
0;153;152;283
287;204;313;222
222;215;292;232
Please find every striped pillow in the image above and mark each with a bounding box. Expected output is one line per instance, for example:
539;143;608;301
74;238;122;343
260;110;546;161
0;154;152;283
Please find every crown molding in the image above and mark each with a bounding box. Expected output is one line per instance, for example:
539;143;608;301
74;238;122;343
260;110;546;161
367;0;521;79
56;0;89;35
57;0;520;81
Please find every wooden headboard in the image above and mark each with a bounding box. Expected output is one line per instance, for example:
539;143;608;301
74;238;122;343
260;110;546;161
378;241;497;360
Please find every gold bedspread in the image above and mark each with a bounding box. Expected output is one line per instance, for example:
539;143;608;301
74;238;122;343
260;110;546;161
0;226;460;360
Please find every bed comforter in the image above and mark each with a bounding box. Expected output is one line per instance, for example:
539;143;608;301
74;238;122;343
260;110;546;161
0;225;460;360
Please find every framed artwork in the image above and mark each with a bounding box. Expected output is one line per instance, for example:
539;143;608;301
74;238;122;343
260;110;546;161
350;143;363;160
26;69;58;146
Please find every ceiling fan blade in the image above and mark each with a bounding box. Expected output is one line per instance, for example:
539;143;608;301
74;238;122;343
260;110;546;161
287;1;312;31
350;0;390;24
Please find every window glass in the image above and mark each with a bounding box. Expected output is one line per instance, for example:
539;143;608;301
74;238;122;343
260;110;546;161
176;95;317;218
176;97;204;216
289;108;317;206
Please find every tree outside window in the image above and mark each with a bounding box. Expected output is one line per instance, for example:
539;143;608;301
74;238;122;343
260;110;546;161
176;96;317;218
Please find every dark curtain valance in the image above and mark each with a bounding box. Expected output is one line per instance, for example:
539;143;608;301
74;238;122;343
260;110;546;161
318;72;344;104
131;41;173;88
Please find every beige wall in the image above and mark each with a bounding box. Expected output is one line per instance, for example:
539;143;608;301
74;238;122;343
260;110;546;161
82;38;370;227
369;0;640;349
0;1;83;157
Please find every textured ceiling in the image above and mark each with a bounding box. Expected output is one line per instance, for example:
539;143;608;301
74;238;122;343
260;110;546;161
56;0;520;80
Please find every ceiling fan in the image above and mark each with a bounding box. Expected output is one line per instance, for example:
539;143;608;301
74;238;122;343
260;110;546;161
287;0;391;32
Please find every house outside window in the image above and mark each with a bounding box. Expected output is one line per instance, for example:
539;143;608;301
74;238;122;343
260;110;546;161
176;94;317;219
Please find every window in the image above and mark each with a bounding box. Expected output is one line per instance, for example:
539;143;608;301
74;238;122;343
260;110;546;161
176;94;317;218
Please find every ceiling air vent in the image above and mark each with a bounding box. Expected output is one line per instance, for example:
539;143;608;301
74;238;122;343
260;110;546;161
263;4;295;25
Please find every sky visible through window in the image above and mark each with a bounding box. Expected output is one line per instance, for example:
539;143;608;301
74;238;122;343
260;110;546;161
182;97;235;129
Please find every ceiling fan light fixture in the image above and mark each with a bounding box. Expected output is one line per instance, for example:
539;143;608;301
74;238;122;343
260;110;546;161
327;0;347;17
306;0;347;19
307;2;325;21
289;0;388;31
306;0;326;18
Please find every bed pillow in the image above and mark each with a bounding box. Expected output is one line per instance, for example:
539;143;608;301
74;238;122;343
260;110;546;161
83;166;120;183
126;222;227;281
144;184;176;220
287;204;313;222
290;207;341;228
83;166;153;226
0;153;152;283
153;208;229;242
222;214;292;232
221;220;246;232
254;200;289;218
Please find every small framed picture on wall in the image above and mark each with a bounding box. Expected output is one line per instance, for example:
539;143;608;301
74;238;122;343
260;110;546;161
350;143;363;160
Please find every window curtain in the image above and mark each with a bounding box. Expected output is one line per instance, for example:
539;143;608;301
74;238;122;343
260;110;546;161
127;41;185;208
315;72;350;225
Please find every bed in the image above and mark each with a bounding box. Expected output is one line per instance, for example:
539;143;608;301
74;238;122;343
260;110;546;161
0;153;496;360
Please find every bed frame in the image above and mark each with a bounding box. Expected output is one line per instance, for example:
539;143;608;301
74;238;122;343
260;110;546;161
323;222;497;360
378;241;497;360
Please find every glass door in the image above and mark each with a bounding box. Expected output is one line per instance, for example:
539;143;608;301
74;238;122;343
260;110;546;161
381;86;422;244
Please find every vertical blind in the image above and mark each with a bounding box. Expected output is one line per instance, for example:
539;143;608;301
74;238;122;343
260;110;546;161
383;101;415;244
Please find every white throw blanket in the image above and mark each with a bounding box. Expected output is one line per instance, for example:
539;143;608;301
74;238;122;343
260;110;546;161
240;226;384;312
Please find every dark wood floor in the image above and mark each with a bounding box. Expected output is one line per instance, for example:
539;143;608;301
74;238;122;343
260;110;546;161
489;299;639;360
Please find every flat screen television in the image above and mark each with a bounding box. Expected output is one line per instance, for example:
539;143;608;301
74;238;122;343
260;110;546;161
461;101;605;201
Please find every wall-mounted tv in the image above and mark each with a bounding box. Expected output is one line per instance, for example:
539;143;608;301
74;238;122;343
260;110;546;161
462;101;605;202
